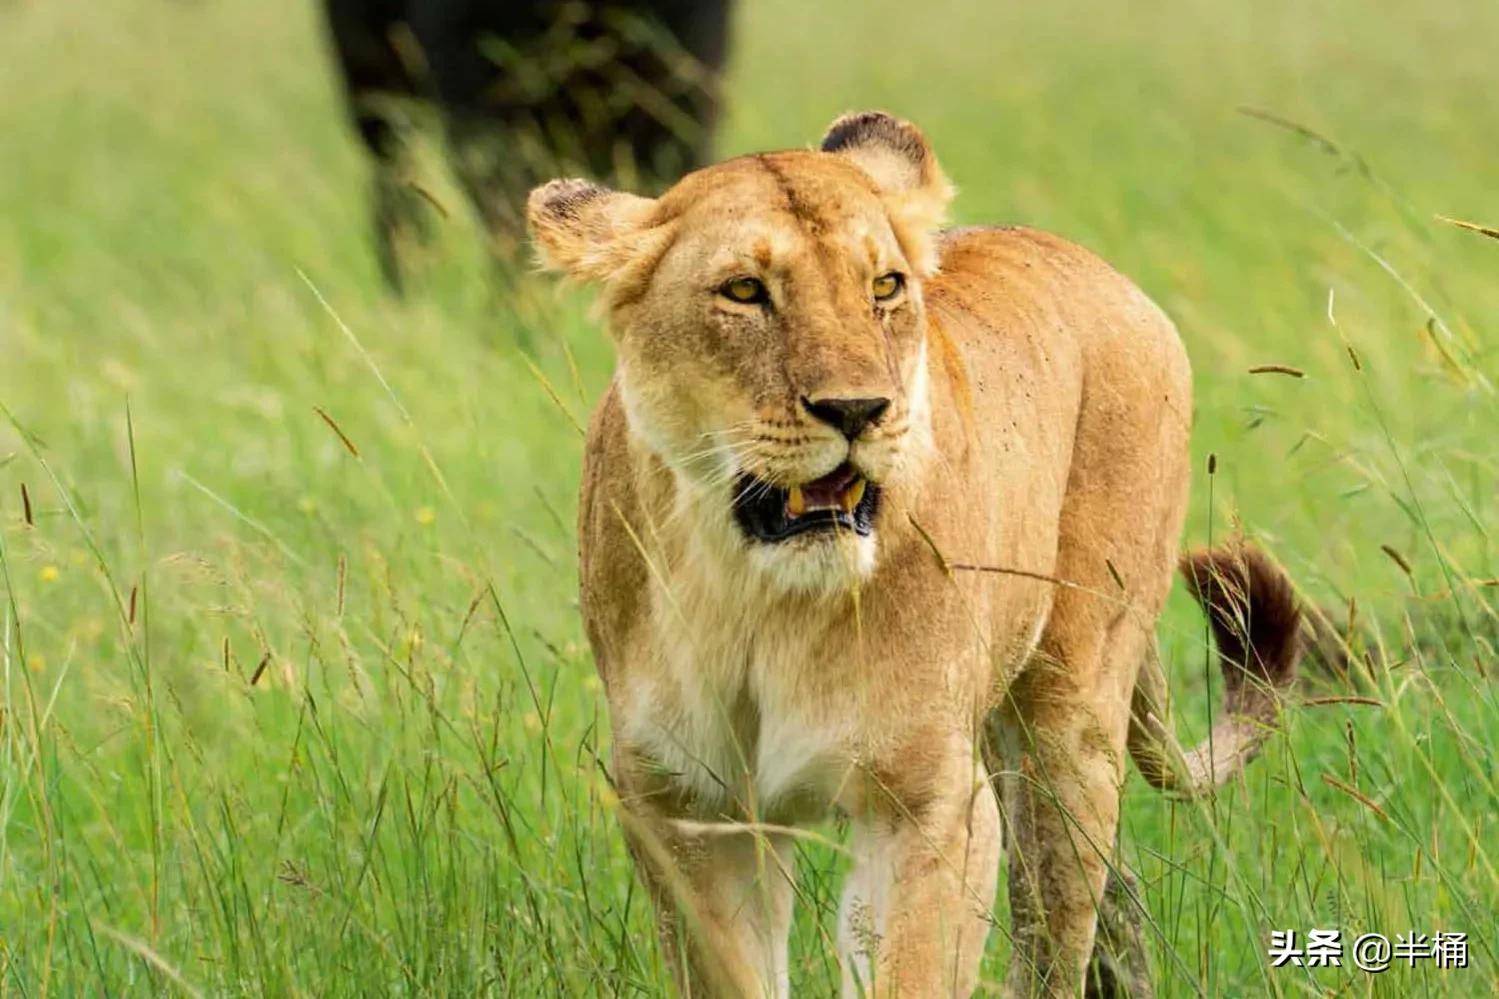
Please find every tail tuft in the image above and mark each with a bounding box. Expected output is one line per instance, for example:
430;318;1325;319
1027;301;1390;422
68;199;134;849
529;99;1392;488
1129;542;1302;796
1179;544;1300;721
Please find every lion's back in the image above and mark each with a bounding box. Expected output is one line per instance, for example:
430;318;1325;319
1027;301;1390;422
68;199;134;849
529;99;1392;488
927;225;1191;436
920;224;1193;618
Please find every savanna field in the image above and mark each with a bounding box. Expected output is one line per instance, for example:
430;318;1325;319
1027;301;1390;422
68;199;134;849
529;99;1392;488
2;0;1497;994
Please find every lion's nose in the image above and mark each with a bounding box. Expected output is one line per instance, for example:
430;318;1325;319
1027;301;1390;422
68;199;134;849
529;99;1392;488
801;395;891;440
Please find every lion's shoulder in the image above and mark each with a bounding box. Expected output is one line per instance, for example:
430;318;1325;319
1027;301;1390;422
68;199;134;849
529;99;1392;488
930;224;1181;351
935;225;1125;287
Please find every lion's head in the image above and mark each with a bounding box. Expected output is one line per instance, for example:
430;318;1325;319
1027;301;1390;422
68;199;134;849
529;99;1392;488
529;112;953;591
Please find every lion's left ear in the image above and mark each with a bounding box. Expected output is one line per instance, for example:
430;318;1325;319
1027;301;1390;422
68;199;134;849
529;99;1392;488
820;111;953;274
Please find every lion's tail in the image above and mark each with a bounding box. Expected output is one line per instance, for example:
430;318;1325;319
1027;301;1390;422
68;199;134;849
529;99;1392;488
1127;543;1301;797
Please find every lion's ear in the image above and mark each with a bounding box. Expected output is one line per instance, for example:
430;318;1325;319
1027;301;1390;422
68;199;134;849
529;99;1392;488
820;111;953;274
527;179;659;284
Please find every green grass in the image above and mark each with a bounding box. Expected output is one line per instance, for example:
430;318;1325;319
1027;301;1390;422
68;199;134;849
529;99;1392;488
2;0;1496;994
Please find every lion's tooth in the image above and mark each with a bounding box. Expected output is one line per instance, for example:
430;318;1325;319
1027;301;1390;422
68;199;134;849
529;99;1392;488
841;478;866;513
787;486;806;517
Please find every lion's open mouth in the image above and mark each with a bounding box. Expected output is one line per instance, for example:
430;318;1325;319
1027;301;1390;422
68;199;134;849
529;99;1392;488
731;462;881;543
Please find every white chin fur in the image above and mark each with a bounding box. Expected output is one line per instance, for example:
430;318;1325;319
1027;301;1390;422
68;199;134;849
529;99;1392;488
745;530;878;595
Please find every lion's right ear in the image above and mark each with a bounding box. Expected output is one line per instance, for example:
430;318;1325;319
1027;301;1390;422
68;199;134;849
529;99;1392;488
527;179;659;284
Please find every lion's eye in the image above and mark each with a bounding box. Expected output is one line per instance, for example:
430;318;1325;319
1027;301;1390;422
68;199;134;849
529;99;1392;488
872;272;904;301
720;276;768;305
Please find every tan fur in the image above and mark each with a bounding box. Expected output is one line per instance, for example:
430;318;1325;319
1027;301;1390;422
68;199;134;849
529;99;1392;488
529;112;1300;997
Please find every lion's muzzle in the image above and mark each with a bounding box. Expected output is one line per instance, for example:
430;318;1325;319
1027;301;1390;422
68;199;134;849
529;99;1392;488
730;461;881;543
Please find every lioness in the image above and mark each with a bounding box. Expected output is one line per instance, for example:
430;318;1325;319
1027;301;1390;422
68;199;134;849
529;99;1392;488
528;112;1300;997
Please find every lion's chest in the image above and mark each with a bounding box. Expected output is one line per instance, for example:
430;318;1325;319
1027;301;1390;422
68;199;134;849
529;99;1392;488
618;615;861;820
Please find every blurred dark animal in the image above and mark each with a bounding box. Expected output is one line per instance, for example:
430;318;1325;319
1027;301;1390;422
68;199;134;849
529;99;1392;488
322;0;732;288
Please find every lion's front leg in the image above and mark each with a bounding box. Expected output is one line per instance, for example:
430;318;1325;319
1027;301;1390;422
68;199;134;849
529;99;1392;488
838;748;1002;998
615;758;794;997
